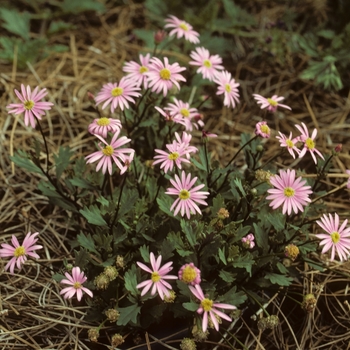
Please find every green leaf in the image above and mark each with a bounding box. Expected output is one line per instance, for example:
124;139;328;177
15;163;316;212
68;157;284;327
253;222;268;252
264;272;293;286
79;205;107;226
222;285;247;306
48;20;75;35
117;304;141;326
124;265;139;296
10;150;42;174
77;232;99;255
266;212;285;232
69;177;96;190
180;220;197;248
182;302;199;312
219;269;236;283
218;247;227;265
232;253;254;276
0;9;31;40
139;245;150;262
157;195;176;218
133;29;155;49
73;248;90;268
54;146;72;180
276;262;288;274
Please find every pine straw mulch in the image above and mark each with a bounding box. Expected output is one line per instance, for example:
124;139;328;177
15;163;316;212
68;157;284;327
0;2;350;349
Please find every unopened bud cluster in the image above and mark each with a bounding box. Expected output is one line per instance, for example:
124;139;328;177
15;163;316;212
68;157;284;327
257;315;279;331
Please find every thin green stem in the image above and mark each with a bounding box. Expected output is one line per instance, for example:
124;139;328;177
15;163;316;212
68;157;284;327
225;135;258;169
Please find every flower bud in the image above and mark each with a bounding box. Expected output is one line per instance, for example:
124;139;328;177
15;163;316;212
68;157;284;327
104;266;118;281
88;328;99;342
180;338;197;350
105;308;120;322
111;334;124;347
94;273;110;290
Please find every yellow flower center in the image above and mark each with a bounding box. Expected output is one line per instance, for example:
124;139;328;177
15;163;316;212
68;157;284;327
203;59;212;68
139;66;149;74
151;271;161;282
179;189;190;200
111;87;124;97
160;68;171;80
331;231;340;244
284;187;295;197
73;282;82;289
24;100;35;110
201;298;213;312
168;152;179;160
180;108;190;117
14;246;26;258
305;138;315;150
182;265;197;283
179;23;189;31
260;125;270;135
267;98;278;106
97;117;110;126
102;145;114;156
286;139;294;148
225;84;231;93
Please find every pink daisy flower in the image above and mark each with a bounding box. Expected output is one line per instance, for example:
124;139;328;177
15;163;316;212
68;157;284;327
85;130;134;175
165;171;209;219
255;121;271;138
295;122;324;164
0;232;43;274
173;131;198;158
95;78;141;113
266;169;312;215
202;130;218;139
178;263;201;285
123;53;152;89
60;266;93;301
276;131;301;159
146;57;186;97
164;15;200;44
88;117;122;138
242;233;255;249
214;70;240;109
189;284;236;332
153;143;191;174
136;252;178;300
253;94;291;112
6;84;54;128
164;98;202;131
315;213;350;261
189;47;224;81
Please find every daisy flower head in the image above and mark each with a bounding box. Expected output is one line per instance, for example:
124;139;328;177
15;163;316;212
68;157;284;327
95;78;141;113
178;263;201;285
6;84;54;128
123;53;151;89
266;169;312;215
173;131;198;158
0;232;43;274
85;130;134;175
189;47;224;81
253;94;291;113
295;122;324;164
255;121;271;138
164;98;201;131
315;213;350;261
146;57;186;97
60;266;93;301
189;284;236;332
165;171;209;219
164;15;200;44
136;252;178;300
88;117;122;138
214;70;240;109
276;131;301;159
153;143;191;174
